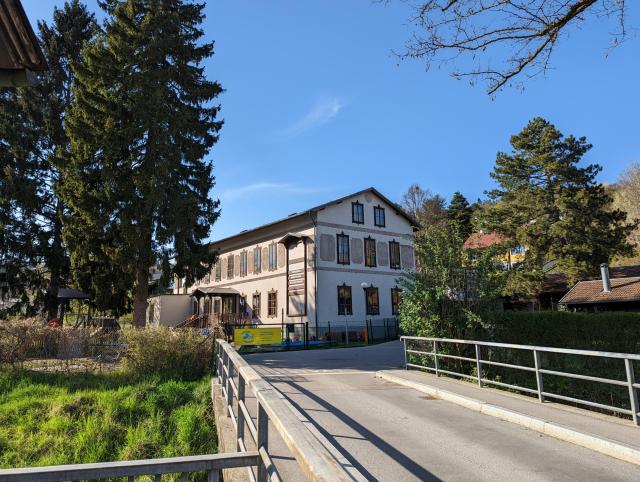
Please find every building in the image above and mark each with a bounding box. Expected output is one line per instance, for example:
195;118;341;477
463;230;526;269
0;0;47;86
147;188;417;328
559;264;640;312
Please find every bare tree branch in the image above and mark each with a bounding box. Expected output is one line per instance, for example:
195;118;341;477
394;0;628;94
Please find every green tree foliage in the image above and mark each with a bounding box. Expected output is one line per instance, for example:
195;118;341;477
399;223;505;339
479;117;636;296
0;1;97;318
446;191;473;239
64;0;222;323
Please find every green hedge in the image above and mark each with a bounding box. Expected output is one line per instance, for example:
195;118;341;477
488;311;640;353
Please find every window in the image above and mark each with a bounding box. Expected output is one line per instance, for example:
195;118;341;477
240;251;247;276
176;277;182;290
240;251;247;277
391;288;401;315
389;240;401;270
268;290;277;317
337;233;350;265
254;246;261;274
252;292;261;318
337;284;352;315
227;255;234;279
269;243;277;271
374;206;385;227
364;237;377;267
215;261;221;282
352;201;364;224
213;298;221;314
365;287;379;315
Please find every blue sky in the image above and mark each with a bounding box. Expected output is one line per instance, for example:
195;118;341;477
24;1;640;240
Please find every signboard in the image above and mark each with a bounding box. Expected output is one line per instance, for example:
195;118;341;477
234;327;282;346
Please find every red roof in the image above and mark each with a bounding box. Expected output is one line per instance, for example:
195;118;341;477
559;277;640;305
463;231;509;250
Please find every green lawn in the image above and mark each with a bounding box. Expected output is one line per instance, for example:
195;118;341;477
0;370;216;471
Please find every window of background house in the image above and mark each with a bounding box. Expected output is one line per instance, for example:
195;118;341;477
213;298;221;314
268;290;277;317
374;206;385;227
391;288;401;315
215;261;221;281
364;237;377;267
365;287;379;315
227;255;234;279
254;246;261;274
337;233;350;264
337;284;352;315
240;251;247;277
352;201;364;224
269;243;277;271
252;292;261;318
389;241;401;270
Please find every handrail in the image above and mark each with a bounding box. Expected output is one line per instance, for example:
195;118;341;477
401;336;640;426
0;452;258;482
215;339;354;482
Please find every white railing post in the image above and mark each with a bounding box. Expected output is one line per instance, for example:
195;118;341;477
475;343;483;387
226;357;233;415
403;337;408;370
237;373;246;450
533;349;544;403
625;358;639;425
433;340;439;376
257;401;269;482
208;469;220;482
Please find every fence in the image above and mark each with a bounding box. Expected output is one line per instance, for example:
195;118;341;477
214;338;353;481
0;451;258;481
227;319;399;353
402;336;640;425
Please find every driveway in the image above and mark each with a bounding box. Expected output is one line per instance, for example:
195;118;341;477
246;341;639;481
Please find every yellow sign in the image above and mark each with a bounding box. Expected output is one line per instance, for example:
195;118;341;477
234;327;282;346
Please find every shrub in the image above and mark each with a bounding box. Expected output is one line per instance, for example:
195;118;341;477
121;328;214;379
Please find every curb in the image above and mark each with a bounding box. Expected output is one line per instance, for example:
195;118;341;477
376;370;640;467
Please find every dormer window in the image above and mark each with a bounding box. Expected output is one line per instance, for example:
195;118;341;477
352;202;364;224
374;205;386;227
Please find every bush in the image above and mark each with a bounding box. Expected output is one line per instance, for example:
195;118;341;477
121;328;214;379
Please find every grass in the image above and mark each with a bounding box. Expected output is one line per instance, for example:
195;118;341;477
0;370;216;471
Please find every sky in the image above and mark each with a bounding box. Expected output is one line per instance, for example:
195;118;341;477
23;1;640;241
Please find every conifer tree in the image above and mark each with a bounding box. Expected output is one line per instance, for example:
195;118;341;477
480;117;636;296
0;1;96;318
64;0;222;324
447;192;473;240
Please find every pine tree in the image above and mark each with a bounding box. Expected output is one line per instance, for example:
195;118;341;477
447;192;473;240
480;117;636;296
64;0;222;324
0;1;96;318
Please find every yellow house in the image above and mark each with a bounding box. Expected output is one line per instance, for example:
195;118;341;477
463;231;526;269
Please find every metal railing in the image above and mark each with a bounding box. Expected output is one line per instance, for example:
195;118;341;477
401;336;640;425
214;339;353;482
0;452;257;481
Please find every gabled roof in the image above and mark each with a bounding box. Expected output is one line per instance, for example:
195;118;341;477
463;231;509;250
209;187;418;247
0;0;47;85
559;277;640;306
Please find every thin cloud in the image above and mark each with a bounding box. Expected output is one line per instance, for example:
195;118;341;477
283;96;344;137
220;182;326;201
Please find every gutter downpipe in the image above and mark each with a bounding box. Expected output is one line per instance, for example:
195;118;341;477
309;211;319;333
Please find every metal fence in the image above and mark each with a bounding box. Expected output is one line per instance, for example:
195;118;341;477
401;336;640;425
215;338;353;481
0;452;257;482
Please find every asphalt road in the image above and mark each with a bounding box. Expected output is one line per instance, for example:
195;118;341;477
246;341;640;481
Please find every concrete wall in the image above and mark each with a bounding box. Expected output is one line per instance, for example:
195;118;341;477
147;294;192;326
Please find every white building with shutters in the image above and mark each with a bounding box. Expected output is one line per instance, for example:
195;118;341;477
147;188;417;328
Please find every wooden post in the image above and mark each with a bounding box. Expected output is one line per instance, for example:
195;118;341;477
257;402;269;482
237;374;246;450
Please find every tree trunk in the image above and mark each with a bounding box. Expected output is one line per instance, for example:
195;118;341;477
133;265;149;327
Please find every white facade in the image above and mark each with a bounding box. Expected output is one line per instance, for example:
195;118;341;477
149;188;416;327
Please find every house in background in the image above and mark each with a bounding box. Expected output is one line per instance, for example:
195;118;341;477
559;264;640;312
0;0;47;86
147;188;417;328
463;230;526;269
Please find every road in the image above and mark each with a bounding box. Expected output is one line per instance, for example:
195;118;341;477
246;341;639;481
